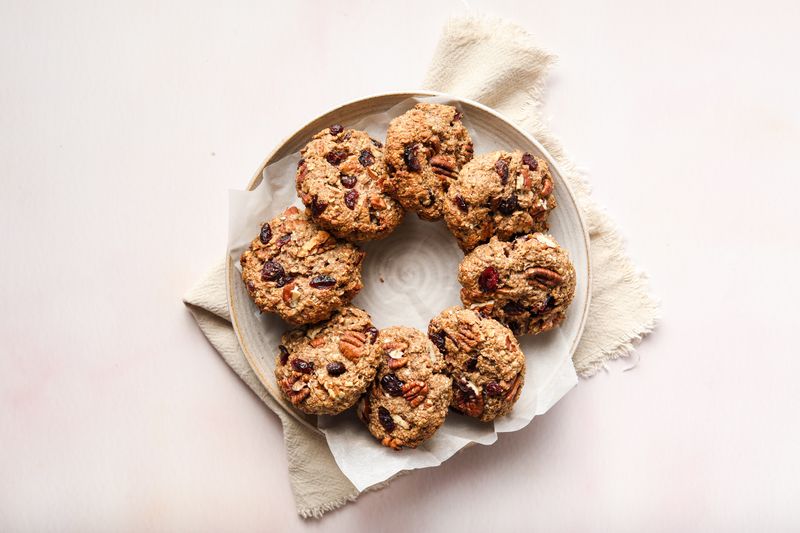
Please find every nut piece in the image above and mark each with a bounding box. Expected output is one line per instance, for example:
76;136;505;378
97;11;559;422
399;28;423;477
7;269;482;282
388;357;407;370
339;331;367;361
526;267;564;288
402;381;429;408
430;154;458;179
381;436;403;450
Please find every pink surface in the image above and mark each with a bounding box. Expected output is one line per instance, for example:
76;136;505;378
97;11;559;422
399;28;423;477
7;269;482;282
1;0;799;530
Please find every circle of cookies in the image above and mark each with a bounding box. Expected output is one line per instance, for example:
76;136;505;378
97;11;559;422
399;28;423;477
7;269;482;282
274;305;380;415
240;206;365;325
384;103;474;220
296;125;404;241
359;326;452;449
458;233;576;336
428;306;525;422
444;150;557;252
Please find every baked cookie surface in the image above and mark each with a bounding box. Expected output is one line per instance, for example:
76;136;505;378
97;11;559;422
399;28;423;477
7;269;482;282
274;305;380;415
444;150;557;251
359;326;452;449
297;125;404;241
240;206;365;325
428;306;525;422
384;103;473;220
458;233;576;335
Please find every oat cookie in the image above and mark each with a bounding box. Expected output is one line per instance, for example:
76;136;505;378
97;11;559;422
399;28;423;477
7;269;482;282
384;103;474;220
444;150;557;251
239;206;365;325
458;233;576;335
296;125;404;241
358;326;452;449
274;305;380;415
428;307;525;422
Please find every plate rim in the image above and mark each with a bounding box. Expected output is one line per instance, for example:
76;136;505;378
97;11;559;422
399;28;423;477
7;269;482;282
226;90;592;435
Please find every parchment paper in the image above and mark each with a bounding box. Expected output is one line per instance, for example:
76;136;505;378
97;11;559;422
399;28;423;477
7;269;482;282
227;96;578;492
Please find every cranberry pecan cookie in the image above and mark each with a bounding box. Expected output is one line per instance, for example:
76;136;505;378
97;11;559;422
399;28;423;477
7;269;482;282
384;103;474;220
296;125;404;241
458;233;576;335
428;307;525;422
359;326;452;449
274;305;380;415
444;150;557;251
239;206;365;325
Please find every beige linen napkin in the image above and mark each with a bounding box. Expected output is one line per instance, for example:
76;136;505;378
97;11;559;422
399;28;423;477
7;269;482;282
183;16;658;518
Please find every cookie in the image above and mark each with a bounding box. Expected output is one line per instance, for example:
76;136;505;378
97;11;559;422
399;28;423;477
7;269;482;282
428;307;525;422
296;125;404;241
458;233;576;335
444;150;557;251
274;305;380;415
239;206;365;325
358;326;452;449
384;103;474;220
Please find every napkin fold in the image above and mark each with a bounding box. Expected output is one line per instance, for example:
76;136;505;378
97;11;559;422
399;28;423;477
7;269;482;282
183;16;658;518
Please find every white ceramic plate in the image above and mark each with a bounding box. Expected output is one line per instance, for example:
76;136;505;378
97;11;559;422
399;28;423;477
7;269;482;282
226;92;591;435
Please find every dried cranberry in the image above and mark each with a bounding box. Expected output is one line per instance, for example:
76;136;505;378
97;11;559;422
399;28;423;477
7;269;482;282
403;144;421;172
278;345;289;365
344;189;359;210
326;361;346;376
429;330;447;354
497;194;519;215
495;159;509;184
454;194;468;213
325;149;348;165
522;152;538;171
276;234;292;248
275;275;292;288
340;174;357;188
291;359;314;374
261;260;284;282
466;355;478;371
311;197;328;216
329;124;344;135
502;301;527;315
309;275;336;288
455;378;476;398
259;223;272;244
478;267;499;292
371;138;383;148
358;149;375;167
364;326;379;344
378;406;395;432
485;381;503;397
453;110;463;122
544;295;556;309
296;158;305;169
380;374;404;396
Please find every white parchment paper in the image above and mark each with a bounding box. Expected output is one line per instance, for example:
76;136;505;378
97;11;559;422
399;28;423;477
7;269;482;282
228;96;578;492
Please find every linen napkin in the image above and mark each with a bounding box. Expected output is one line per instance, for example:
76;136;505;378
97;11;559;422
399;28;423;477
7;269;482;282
183;15;658;518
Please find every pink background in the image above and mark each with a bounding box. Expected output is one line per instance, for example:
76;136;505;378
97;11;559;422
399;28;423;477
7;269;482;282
1;0;799;530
